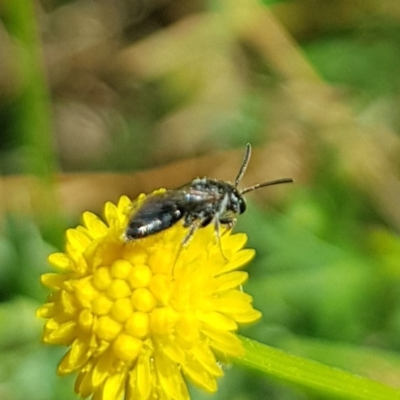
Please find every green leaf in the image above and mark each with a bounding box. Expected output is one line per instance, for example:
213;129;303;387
236;336;400;400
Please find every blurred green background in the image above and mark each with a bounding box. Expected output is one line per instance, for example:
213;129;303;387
2;0;400;399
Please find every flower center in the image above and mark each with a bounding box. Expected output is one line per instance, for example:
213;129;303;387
77;251;178;362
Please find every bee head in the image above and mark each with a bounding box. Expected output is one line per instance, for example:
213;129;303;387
237;195;247;214
234;190;247;214
227;188;247;215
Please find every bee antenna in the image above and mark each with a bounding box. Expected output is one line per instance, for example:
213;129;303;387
240;178;294;195
234;143;252;187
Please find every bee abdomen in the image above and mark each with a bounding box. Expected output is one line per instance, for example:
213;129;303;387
125;202;183;239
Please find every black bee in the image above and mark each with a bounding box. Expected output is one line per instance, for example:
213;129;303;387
125;143;293;245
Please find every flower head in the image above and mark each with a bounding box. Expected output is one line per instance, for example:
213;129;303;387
37;191;261;400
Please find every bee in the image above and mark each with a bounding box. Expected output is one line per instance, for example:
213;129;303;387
125;143;293;246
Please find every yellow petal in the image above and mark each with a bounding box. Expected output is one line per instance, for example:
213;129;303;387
48;252;72;270
65;242;88;273
150;306;179;335
117;195;132;210
174;311;200;342
58;342;89;375
155;350;190;400
78;308;95;331
82;212;108;238
69;338;91;368
212;271;248;293
196;311;238;331
202;327;243;357
230;309;262;324
129;352;153;400
40;273;66;290
182;357;217;393
75;368;94;398
93;266;112;291
189;344;222;377
66;229;92;253
155;336;185;364
101;371;126;400
36;303;55;318
221;232;248;252
72;276;99;307
60;290;78;315
46;320;76;345
104;201;119;226
117;195;133;221
92;349;114;389
213;290;254;314
217;249;255;274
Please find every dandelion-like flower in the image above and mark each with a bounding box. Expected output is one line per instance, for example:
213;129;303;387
37;191;261;400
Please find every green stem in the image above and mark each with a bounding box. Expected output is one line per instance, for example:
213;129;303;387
236;336;400;400
3;1;65;242
4;0;57;179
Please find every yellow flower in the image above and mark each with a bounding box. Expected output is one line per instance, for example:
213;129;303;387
37;191;261;400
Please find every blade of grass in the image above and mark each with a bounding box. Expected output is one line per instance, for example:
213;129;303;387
237;336;400;400
4;0;57;179
3;0;64;241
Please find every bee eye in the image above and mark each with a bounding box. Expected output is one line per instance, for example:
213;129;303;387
239;198;246;214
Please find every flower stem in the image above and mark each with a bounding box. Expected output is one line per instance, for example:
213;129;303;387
237;336;400;400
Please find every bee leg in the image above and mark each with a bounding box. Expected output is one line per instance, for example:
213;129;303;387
172;219;202;275
214;217;229;261
226;218;237;233
182;221;200;246
213;193;230;260
181;213;202;246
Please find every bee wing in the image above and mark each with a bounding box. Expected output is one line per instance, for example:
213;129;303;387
125;186;221;240
132;189;219;218
126;191;187;239
129;192;183;218
177;182;221;204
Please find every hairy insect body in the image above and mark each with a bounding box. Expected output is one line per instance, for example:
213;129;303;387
126;194;183;239
125;178;245;241
125;143;293;244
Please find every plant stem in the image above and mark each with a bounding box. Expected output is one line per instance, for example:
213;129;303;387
4;0;57;179
236;336;400;400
